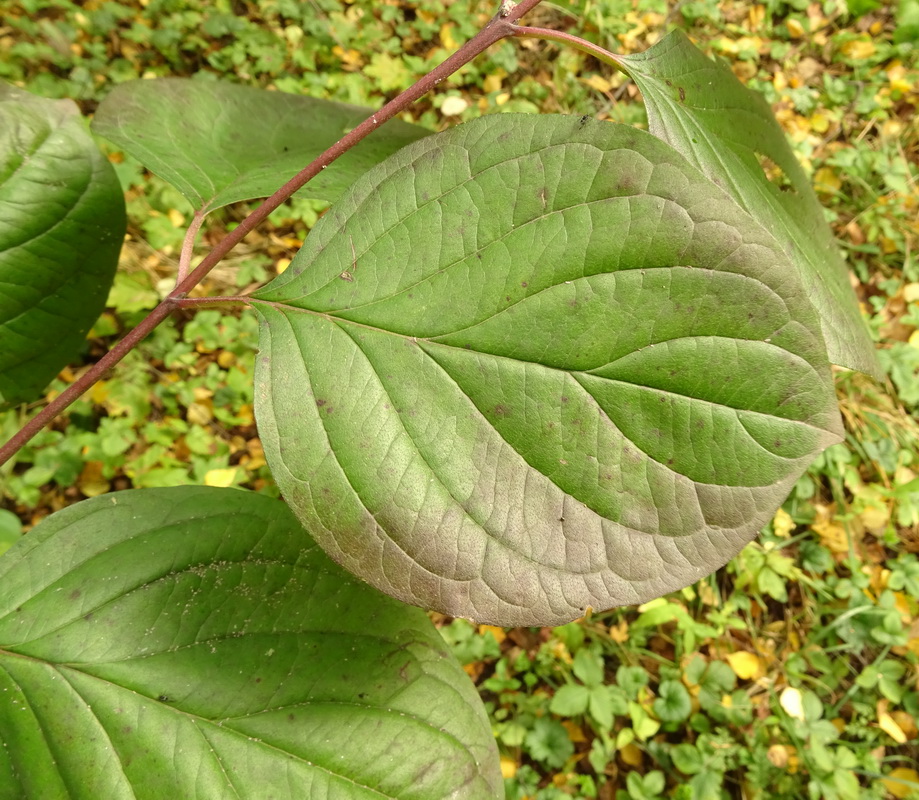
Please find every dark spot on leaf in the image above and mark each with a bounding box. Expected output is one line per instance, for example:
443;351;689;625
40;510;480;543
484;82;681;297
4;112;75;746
157;695;172;703
521;281;528;288
69;590;81;600
254;677;262;683
84;613;93;621
288;714;296;722
493;404;509;418
774;440;782;449
679;86;686;102
316;399;326;406
561;396;569;404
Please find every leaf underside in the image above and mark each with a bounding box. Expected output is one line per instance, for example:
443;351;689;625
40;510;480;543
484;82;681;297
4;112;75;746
0;487;502;800
615;30;882;379
253;114;843;626
91;78;430;215
0;84;124;407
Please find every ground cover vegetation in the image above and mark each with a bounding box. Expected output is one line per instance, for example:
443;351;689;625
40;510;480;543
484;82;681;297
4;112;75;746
0;0;918;798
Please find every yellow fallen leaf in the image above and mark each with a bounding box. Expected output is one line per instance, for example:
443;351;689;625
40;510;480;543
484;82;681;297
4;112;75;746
772;507;795;538
841;40;876;60
786;18;804;37
276;257;291;274
809;112;829;133
78;461;111;498
204;468;238;488
619;742;643;767
814;167;842;194
89;381;109;405
187;401;213;426
780;687;805;721
583;74;613;93
439;22;458;50
500;757;517;779
561;719;587;742
767;744;790;768
478;624;506;644
882;767;919;799
609;618;629;643
167;208;185;227
879;711;908;744
812;517;849;553
726;651;765;681
482;72;504;93
892;711;918;740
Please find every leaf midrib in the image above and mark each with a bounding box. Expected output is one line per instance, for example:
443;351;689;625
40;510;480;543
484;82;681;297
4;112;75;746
253;297;828;433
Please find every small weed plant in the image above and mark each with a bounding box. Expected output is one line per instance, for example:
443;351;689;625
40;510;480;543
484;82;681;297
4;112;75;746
0;1;917;798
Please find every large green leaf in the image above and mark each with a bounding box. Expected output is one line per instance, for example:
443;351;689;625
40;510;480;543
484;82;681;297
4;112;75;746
612;30;881;379
91;78;430;215
0;84;124;407
252;114;843;626
0;487;502;800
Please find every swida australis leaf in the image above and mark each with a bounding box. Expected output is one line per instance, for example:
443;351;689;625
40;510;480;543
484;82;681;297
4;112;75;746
0;84;124;407
612;31;881;379
92;78;429;215
0;487;502;799
253;114;842;625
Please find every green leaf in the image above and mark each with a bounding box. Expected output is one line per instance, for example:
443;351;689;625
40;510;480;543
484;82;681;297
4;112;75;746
0;84;124;407
653;679;692;722
588;686;615;730
524;717;574;769
0;509;21;557
252;113;842;626
572;648;605;688
671;743;703;775
91;78;429;216
0;487;502;800
549;684;590;717
698;661;736;710
613;31;881;380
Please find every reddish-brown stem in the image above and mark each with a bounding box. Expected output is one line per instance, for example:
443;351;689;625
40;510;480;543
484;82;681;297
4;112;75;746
175;296;250;309
176;209;207;284
0;0;546;469
513;25;624;70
